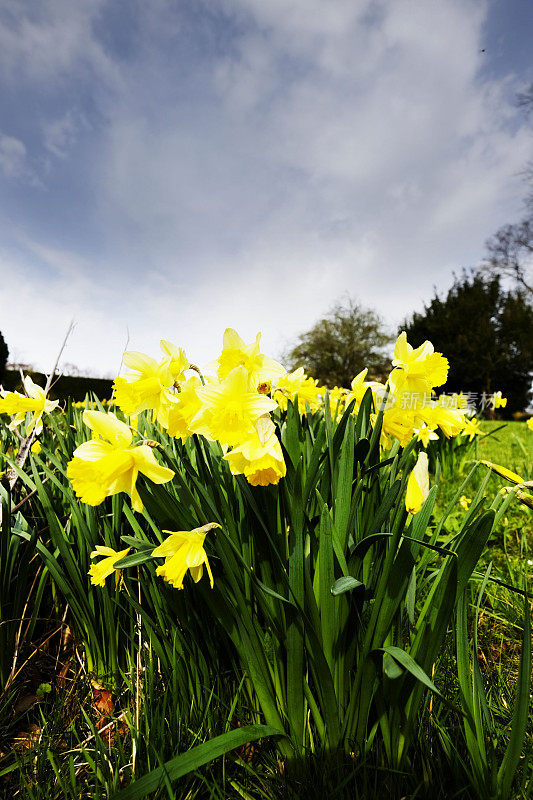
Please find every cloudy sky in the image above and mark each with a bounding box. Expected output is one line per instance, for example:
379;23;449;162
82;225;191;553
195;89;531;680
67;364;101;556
0;0;532;377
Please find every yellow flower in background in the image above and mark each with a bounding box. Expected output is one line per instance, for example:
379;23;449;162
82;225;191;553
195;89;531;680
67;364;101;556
67;410;174;512
0;376;59;435
224;415;286;486
326;386;349;420
113;350;177;426
389;332;449;397
166;375;203;441
459;495;471;510
273;368;323;414
191;366;277;447
436;393;468;411
414;424;439;448
490;391;507;409
405;452;430;515
345;369;386;414
527;418;533;432
89;545;131;587
461;416;482;441
160;340;189;384
153;523;219;589
213;328;285;391
30;441;42;454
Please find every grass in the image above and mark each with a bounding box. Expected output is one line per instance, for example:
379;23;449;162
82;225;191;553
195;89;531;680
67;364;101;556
474;420;532;477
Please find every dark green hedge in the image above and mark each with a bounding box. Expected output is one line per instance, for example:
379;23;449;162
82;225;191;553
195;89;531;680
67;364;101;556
2;370;113;402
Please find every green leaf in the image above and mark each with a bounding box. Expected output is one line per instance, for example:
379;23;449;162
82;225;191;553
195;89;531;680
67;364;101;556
380;646;441;696
111;725;281;800
113;551;155;568
331;576;365;596
497;593;532;800
383;652;404;680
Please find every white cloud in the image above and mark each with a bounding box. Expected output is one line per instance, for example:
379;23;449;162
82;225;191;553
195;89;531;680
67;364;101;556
42;111;85;158
0;132;26;178
0;0;531;378
0;0;119;88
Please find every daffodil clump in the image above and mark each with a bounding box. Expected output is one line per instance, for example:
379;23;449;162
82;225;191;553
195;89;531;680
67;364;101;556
0;328;510;591
108;328;291;488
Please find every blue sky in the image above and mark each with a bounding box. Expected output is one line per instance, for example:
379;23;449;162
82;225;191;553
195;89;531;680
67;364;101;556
0;0;532;377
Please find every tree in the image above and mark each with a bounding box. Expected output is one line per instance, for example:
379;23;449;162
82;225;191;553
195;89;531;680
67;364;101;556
482;84;533;297
483;219;532;296
284;297;393;388
401;272;533;414
0;330;8;383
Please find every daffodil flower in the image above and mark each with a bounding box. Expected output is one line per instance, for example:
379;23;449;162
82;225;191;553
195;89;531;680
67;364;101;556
190;366;277;447
159;340;189;383
273;368;323;414
152;523;220;589
0;375;59;435
489;391;507;409
113;348;178;426
461;417;481;441
212;328;285;391
224;415;286;486
389;332;449;397
405;452;430;515
166;375;203;441
413;424;439;447
89;545;131;587
345;369;386;415
67;410;174;511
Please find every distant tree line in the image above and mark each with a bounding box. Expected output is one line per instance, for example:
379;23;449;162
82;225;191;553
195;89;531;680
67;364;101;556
401;272;533;415
2;369;113;402
0;330;8;383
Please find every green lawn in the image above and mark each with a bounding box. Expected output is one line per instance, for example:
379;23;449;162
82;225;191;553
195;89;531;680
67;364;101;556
474;420;532;477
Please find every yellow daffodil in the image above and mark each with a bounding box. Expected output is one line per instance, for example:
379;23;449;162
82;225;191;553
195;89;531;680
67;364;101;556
389;332;449;397
459;495;471;510
378;406;416;448
490;391;507;409
0;376;59;435
326;386;349;420
159;340;189;383
405;451;430;515
417;405;466;438
224;415;286;486
527;418;533;431
414;424;439;447
213;328;285;391
67;410;174;512
345;369;386;414
30;441;42;454
113;349;177;426
190;366;277;447
166;375;203;441
273;368;323;415
461;416;481;441
153;523;219;589
89;545;131;587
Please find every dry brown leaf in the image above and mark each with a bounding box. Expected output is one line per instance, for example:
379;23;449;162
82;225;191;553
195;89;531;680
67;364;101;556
13;694;38;717
91;680;115;716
